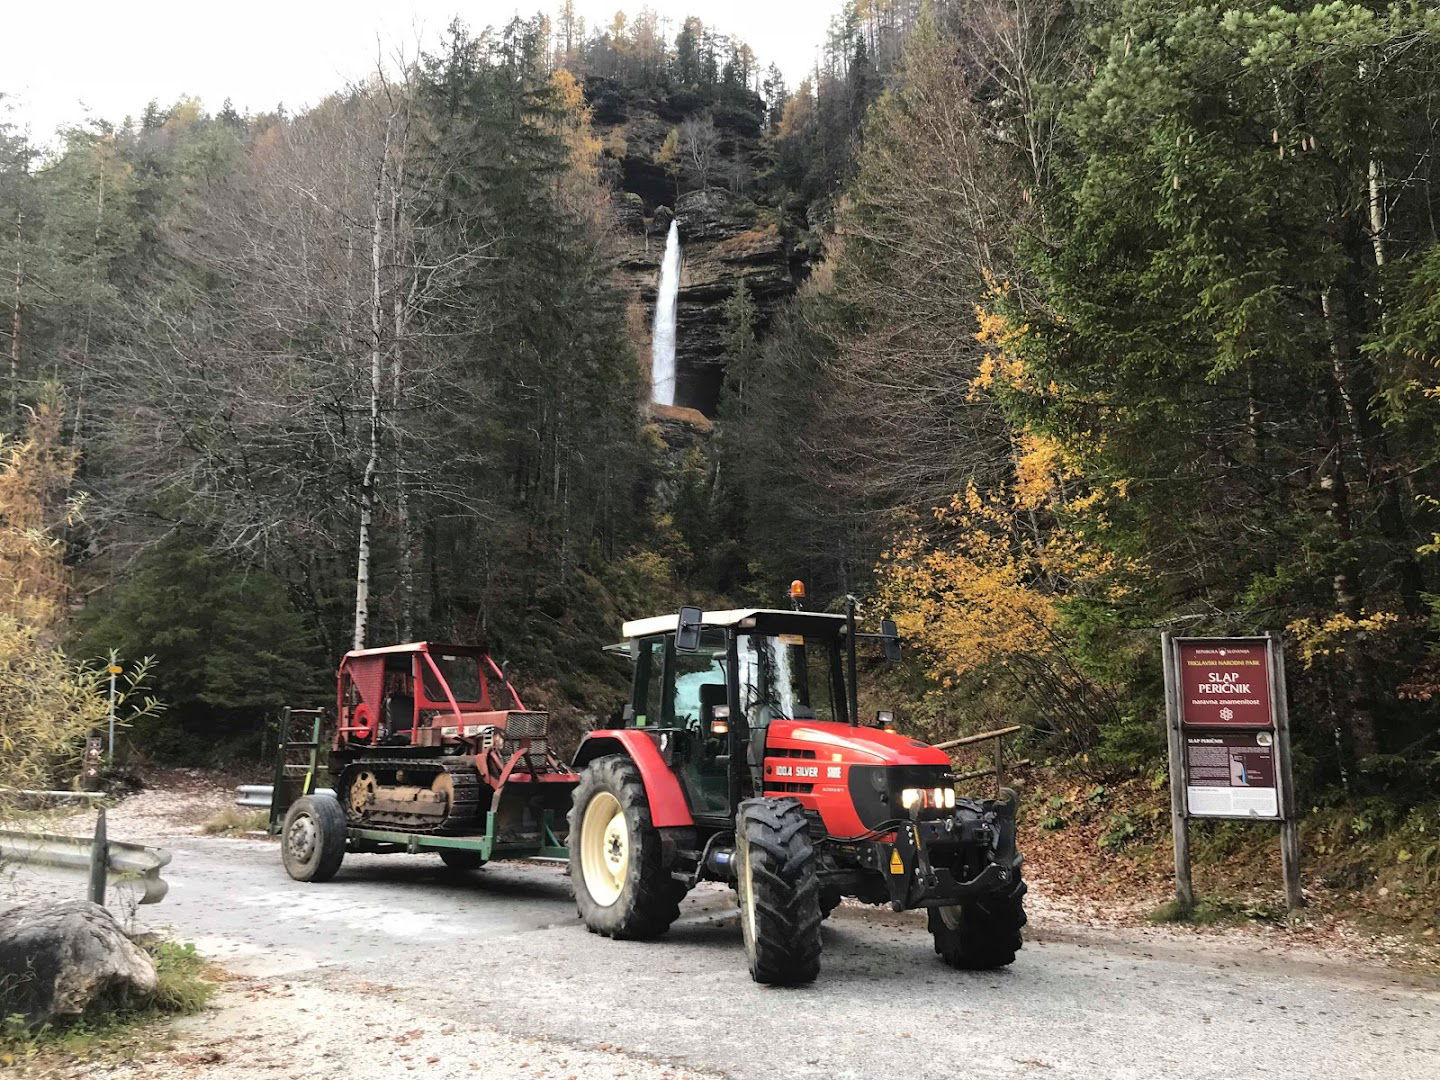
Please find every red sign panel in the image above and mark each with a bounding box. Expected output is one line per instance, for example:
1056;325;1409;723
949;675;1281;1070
1177;640;1273;728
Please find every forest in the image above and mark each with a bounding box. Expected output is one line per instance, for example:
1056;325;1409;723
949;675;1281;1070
3;1;1440;919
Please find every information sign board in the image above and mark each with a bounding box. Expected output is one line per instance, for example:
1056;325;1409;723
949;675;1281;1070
1176;640;1272;728
1161;632;1302;910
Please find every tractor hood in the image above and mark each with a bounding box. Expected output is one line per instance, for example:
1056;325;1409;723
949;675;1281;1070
767;719;951;768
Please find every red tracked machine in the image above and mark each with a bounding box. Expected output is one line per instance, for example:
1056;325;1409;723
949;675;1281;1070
277;642;574;878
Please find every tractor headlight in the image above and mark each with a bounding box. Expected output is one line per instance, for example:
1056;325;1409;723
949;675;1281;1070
900;786;957;812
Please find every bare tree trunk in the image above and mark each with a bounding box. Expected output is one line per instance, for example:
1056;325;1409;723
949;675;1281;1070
1368;158;1387;273
353;123;392;651
390;179;414;642
1319;286;1380;762
9;209;20;426
1246;356;1264;468
81;158;105;367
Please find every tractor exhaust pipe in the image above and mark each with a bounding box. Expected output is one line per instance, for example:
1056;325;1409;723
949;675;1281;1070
846;595;859;726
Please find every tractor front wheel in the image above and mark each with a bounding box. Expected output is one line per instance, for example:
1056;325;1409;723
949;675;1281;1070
736;797;822;986
281;795;347;882
569;755;684;940
929;880;1027;970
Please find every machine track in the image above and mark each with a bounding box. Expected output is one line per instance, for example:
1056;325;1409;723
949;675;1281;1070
338;756;485;835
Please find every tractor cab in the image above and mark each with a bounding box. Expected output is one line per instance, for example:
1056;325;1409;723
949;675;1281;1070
612;608;860;823
610;604;910;835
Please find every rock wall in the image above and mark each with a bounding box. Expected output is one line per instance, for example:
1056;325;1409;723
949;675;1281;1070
588;78;812;415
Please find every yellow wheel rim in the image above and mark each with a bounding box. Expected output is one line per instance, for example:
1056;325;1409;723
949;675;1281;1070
348;771;377;818
580;791;628;907
738;837;758;950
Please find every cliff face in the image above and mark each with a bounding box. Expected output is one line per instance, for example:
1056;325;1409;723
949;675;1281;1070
587;78;810;414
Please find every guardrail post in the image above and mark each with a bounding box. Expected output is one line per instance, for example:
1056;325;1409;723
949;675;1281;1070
87;807;108;906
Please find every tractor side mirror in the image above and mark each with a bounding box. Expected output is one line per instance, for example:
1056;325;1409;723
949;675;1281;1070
676;606;704;653
881;618;902;663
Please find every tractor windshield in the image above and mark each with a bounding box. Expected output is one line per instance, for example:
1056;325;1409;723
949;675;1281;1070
423;653;483;703
736;633;841;728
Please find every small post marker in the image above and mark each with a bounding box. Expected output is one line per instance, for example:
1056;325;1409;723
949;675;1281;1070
107;662;122;759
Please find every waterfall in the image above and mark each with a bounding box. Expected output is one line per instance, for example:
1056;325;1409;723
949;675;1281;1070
651;219;681;406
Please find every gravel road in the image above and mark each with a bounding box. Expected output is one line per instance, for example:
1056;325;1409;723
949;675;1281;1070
7;798;1440;1079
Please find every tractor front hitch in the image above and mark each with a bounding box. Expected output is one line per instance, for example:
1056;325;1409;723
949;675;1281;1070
879;797;1022;911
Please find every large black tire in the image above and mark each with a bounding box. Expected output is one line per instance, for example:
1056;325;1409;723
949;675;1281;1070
929;879;1027;970
568;755;685;940
736;797;822;986
437;848;486;872
281;795;347;883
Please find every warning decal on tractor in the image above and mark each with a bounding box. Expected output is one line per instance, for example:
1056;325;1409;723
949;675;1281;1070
889;850;905;874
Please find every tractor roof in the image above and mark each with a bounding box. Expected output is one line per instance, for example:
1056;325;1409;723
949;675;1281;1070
620;608;847;640
342;641;487;661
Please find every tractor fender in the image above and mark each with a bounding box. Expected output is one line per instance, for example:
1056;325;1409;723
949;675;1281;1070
572;730;693;828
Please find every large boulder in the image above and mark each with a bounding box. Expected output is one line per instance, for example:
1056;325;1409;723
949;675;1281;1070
0;900;157;1026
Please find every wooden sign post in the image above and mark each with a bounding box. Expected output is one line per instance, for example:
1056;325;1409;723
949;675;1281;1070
1161;632;1302;911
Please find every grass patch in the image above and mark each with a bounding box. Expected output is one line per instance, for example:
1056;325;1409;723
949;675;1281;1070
0;939;215;1067
1148;896;1286;927
149;941;215;1013
200;807;268;835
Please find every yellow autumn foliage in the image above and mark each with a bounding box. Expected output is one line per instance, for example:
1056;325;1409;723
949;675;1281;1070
879;499;1058;686
0;400;81;633
1288;610;1405;667
878;304;1139;686
0;397;120;798
550;69;604;180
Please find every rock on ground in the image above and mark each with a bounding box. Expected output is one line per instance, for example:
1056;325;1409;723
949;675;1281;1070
0;900;157;1025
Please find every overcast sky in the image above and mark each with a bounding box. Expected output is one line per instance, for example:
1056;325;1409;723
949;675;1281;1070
7;1;838;142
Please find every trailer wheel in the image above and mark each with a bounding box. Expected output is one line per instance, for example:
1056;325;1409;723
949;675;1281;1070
736;797;822;986
569;755;683;940
929;879;1027;970
438;849;486;872
281;795;346;882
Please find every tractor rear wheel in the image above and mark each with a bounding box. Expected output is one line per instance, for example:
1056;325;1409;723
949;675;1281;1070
736;797;822;986
928;880;1027;970
438;848;486;872
569;755;684;940
281;795;347;882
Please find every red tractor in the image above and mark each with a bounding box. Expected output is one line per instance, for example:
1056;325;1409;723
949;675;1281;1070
277;597;1026;987
567;598;1027;985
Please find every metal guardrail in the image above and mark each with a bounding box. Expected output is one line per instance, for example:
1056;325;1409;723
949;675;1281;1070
236;784;334;809
0;809;171;905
